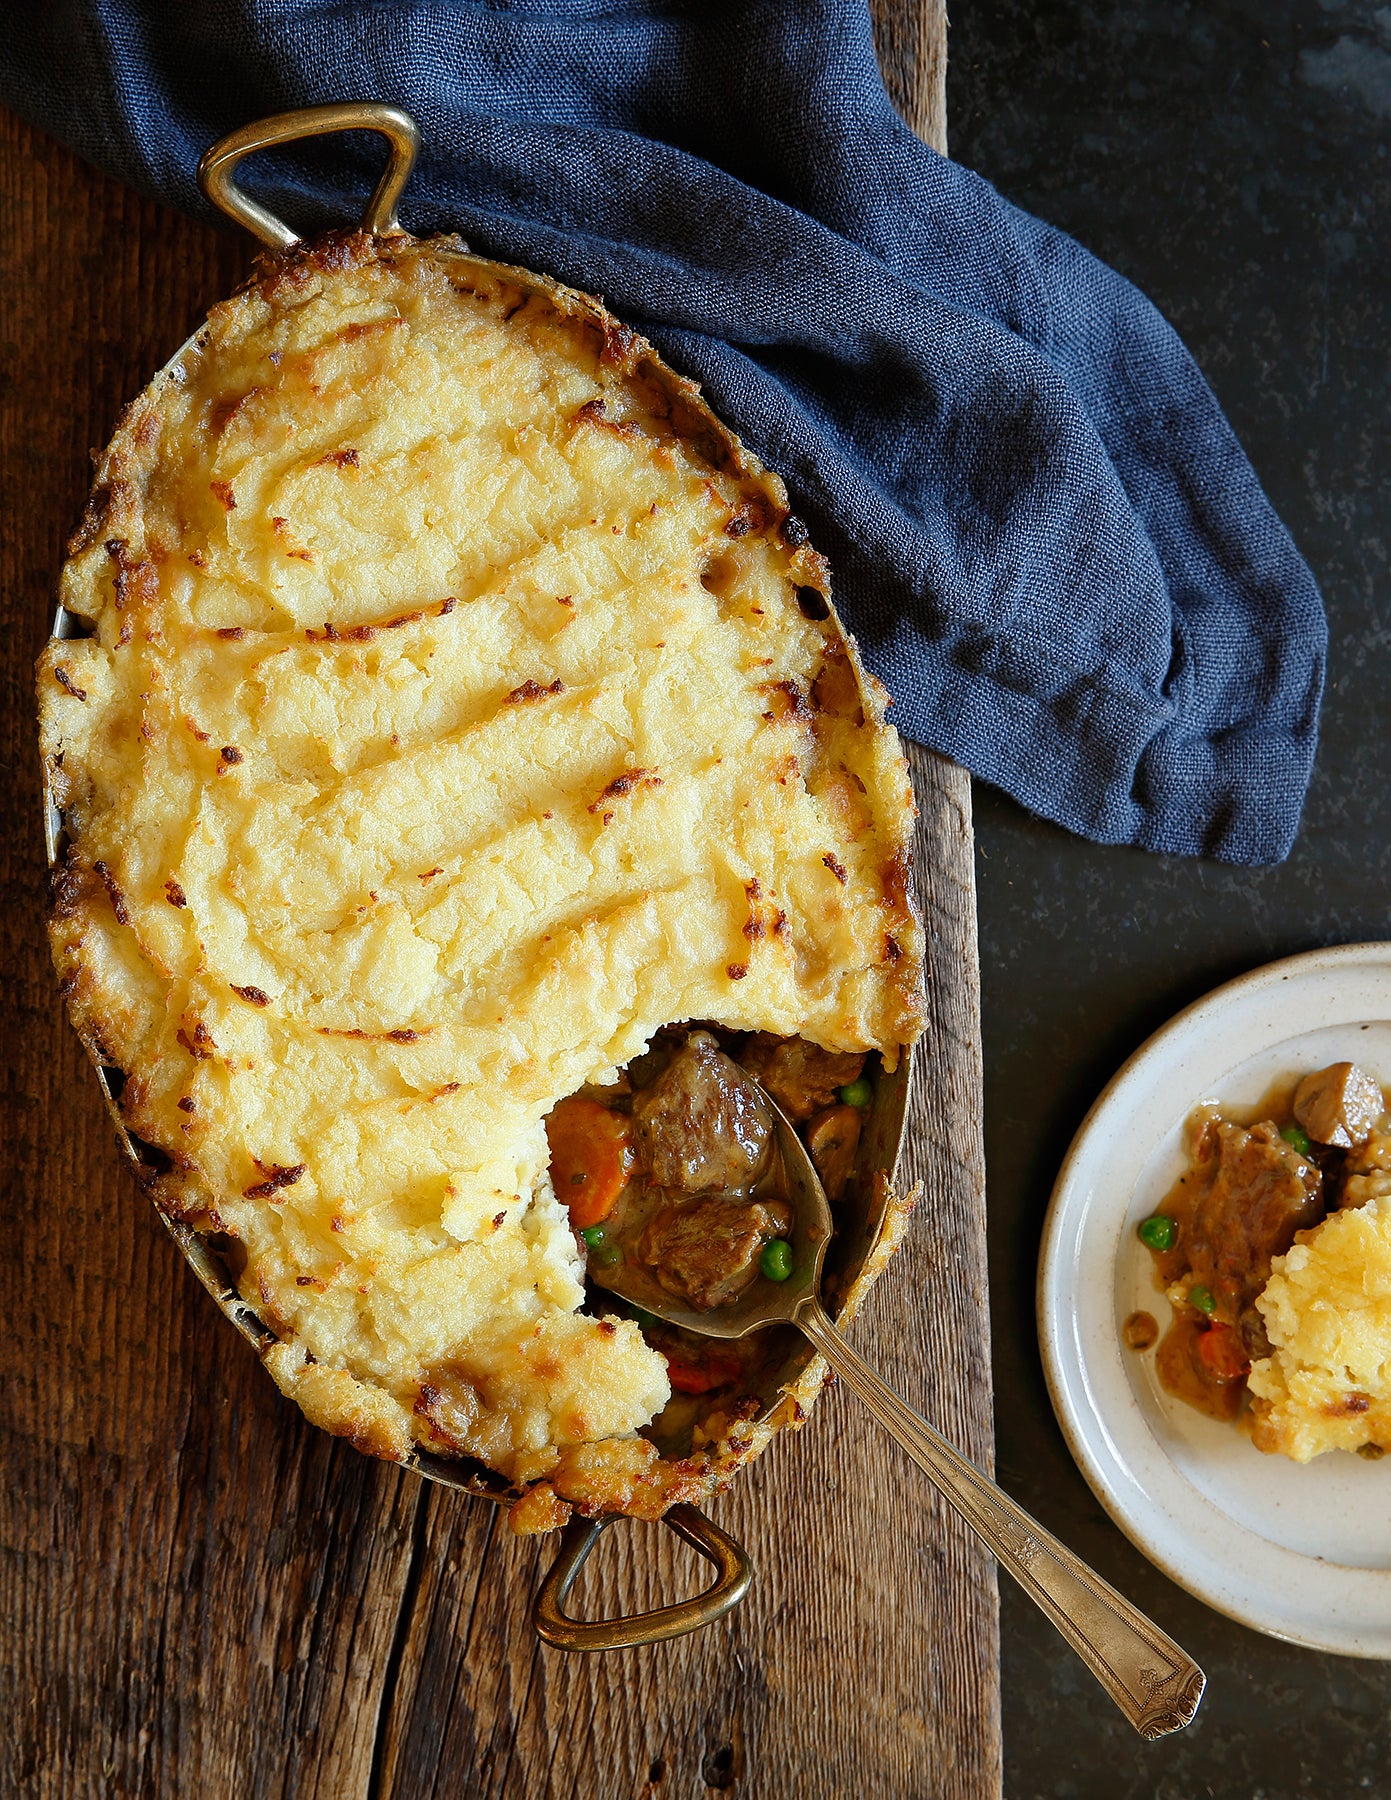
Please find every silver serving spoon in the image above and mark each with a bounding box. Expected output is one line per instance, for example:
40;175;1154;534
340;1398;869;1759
594;1090;1206;1741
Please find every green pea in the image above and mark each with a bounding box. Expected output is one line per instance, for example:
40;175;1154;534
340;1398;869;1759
594;1244;622;1267
1281;1123;1313;1157
1189;1284;1216;1316
629;1306;659;1331
1137;1215;1176;1252
580;1225;606;1249
760;1238;794;1282
838;1076;873;1108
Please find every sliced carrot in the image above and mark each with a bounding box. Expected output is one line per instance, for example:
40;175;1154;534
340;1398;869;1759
664;1354;744;1396
545;1095;635;1229
1195;1321;1249;1384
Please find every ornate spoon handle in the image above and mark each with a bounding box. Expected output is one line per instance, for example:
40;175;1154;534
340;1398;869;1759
794;1296;1205;1740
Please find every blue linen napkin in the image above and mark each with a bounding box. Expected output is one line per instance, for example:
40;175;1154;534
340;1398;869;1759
4;0;1326;863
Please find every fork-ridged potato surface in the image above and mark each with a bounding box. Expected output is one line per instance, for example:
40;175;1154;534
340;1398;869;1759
38;232;923;1527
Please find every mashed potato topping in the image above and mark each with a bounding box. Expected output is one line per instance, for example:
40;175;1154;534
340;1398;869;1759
39;233;922;1520
1250;1190;1391;1461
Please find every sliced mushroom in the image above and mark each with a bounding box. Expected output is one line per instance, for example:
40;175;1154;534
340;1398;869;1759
1292;1062;1384;1149
805;1103;862;1201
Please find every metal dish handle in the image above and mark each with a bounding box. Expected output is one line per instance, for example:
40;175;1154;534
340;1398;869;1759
533;1503;752;1651
197;102;420;251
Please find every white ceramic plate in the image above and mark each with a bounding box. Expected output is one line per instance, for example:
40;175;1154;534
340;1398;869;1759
1038;943;1391;1657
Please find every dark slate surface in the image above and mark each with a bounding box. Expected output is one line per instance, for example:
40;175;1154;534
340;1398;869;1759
947;2;1391;1793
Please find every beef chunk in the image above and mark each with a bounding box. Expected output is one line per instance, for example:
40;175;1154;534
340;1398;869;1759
1159;1110;1325;1325
631;1030;771;1192
1293;1062;1384;1149
638;1195;792;1310
738;1033;865;1122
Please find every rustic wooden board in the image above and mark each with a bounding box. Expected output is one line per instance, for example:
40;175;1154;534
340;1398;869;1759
0;4;1000;1791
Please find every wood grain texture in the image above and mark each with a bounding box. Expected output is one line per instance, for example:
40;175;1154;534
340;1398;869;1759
0;3;999;1791
871;0;950;152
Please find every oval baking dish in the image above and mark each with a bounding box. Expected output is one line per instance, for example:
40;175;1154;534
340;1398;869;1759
37;104;923;1649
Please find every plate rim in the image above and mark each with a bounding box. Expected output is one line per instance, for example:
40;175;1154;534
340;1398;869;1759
1037;940;1391;1657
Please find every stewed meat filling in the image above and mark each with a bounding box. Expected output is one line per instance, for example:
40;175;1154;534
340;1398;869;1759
1132;1062;1386;1424
544;1024;874;1335
1149;1110;1323;1419
1161;1111;1324;1333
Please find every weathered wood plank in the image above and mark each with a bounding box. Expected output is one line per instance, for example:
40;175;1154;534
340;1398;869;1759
871;0;950;152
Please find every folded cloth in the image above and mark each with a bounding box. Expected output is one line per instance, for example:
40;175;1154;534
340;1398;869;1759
3;0;1326;862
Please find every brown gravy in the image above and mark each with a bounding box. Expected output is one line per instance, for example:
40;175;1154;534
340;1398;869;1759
1141;1090;1332;1423
1154;1313;1245;1421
